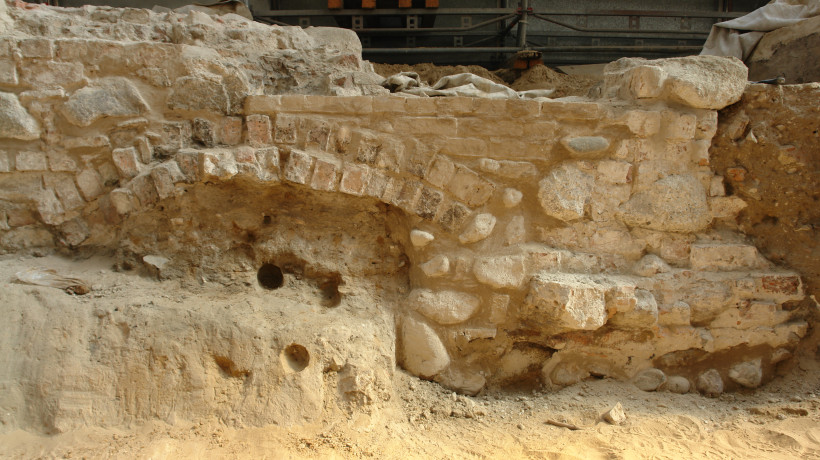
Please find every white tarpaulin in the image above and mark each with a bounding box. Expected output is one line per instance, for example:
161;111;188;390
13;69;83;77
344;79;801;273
383;71;555;99
701;0;820;60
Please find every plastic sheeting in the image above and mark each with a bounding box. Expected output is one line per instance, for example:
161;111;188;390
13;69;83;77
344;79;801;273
383;72;555;99
701;0;820;60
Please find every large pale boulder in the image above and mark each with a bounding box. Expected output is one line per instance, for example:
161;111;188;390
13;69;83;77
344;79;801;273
524;273;608;332
537;163;594;222
400;316;450;378
728;359;763;388
407;289;480;325
0;93;40;140
473;254;527;289
603;55;748;110
618;174;711;232
62;78;149;127
167;76;229;113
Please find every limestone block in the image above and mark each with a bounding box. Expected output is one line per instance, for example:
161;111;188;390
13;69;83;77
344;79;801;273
632;254;671;277
425;156;456;189
633;368;667;391
473;254;527;289
234;146;262;178
420;255;449;278
188;118;214;148
623;110;661;137
489;293;510;324
150;161;185;200
167;76;229;114
353;131;382;165
111;147;141;179
525;273;608;331
540;100;602;120
629;65;667;98
505;215;526;245
537;163;593;222
609;288;658;329
690;243;762;271
604;56;748;110
437;200;472;233
662;111;697;140
597;160;633;185
0;59;17;85
658;301;691;327
62;78;148;127
438;368;486;396
391;179;422;213
680;278;735;325
619;174;711;232
458;213;496;244
309;158;339;192
201;150;238;181
109;187;139;215
407;289;480;325
134;137;153;163
174;149;200;182
18;38;53;59
755;273;803;302
255;147;281;182
15;151;47;171
62;135;110;151
75;168;105;201
401;116;457;137
400;316;449;378
6;209;36;227
136;67;171;87
36;189;65;225
46;175;84;211
0;92;40;140
59;218;89;247
305;120;331;151
709;176;725;197
697;369;724;397
478;158;537;178
728;359;762;389
709;196;747;220
410;229;434;248
415;186;443;220
221;116;243;145
338;163;368;196
562;136;610;157
502;188;523;208
710;301;789;330
696;111;719;140
0;150;10;172
126;172;158;207
20;61;83;88
447;166;494;207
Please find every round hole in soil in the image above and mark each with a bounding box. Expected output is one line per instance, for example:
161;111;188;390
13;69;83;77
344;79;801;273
282;344;310;372
257;263;284;290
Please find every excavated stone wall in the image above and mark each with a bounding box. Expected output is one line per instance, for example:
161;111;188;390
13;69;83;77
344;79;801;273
0;2;812;427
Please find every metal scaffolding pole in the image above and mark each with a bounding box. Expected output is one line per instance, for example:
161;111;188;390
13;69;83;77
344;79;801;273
516;0;529;49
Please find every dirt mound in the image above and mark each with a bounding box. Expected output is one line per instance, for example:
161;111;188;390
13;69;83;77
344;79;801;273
710;82;820;356
372;62;508;86
509;64;600;98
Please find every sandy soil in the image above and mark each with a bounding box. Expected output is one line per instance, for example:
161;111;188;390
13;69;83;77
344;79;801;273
0;254;818;460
